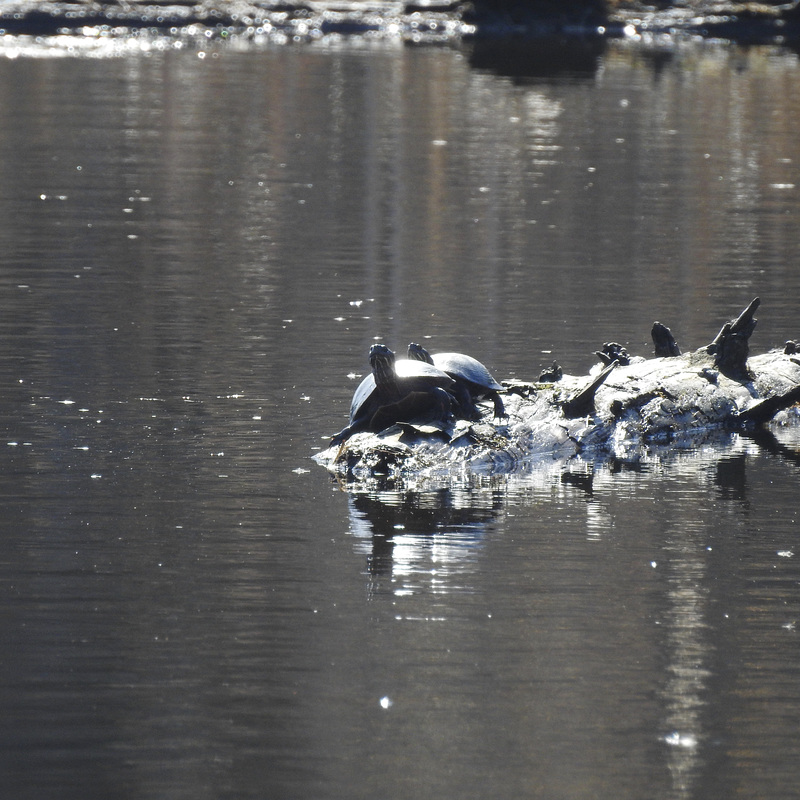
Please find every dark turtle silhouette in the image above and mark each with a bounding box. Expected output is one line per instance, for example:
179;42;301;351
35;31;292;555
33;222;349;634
407;343;505;419
331;344;455;445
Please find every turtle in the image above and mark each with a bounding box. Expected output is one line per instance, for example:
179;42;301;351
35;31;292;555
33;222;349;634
407;343;506;419
330;344;456;445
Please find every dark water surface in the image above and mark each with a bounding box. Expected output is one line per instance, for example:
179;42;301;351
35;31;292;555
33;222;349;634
1;36;800;800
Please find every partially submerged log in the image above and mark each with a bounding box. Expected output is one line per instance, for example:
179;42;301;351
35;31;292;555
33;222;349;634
706;295;759;379
651;322;681;357
315;299;800;482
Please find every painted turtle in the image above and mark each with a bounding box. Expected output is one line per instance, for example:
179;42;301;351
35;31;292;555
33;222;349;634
331;344;456;445
407;343;506;419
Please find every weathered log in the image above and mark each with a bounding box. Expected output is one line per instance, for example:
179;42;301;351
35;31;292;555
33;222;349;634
652;322;681;356
706;296;760;379
316;300;800;483
736;384;800;425
538;361;562;382
595;343;631;367
561;363;616;418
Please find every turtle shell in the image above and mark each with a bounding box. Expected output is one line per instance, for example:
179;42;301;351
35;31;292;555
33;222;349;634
407;343;506;419
429;352;504;393
349;359;454;423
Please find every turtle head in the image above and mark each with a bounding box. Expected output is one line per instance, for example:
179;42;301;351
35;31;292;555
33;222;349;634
407;342;433;364
369;344;396;387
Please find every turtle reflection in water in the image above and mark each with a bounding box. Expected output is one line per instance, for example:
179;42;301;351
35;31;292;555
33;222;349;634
330;344;456;445
407;343;506;419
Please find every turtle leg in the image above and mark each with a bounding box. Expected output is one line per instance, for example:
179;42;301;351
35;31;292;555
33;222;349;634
330;424;356;446
490;391;506;419
428;386;454;424
451;383;479;420
330;429;347;446
330;411;371;445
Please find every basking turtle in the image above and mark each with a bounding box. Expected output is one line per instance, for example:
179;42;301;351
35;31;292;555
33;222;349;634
331;344;456;445
407;343;506;419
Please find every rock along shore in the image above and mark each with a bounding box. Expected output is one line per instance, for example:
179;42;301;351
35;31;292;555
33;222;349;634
2;1;800;46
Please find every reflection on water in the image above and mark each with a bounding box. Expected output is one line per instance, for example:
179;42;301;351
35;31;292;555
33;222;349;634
1;35;800;800
336;434;800;800
660;510;712;799
467;35;606;80
348;489;502;598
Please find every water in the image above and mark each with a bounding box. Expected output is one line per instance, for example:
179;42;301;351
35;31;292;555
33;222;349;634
1;35;800;800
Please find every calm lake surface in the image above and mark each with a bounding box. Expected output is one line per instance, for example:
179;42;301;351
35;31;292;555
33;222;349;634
1;32;800;800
